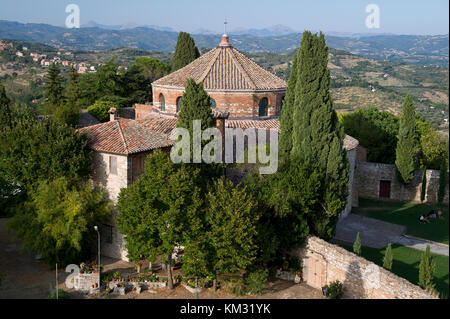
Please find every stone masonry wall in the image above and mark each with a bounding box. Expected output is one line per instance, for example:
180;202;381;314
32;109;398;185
293;236;436;299
355;162;449;204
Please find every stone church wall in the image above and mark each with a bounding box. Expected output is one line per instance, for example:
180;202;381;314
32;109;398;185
354;161;449;204
293;236;437;299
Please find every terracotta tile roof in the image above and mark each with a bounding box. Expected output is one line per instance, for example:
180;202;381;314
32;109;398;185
153;36;287;91
79;113;359;155
225;118;359;151
78;118;175;155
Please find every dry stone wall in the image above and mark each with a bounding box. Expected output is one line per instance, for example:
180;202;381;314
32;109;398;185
293;236;437;299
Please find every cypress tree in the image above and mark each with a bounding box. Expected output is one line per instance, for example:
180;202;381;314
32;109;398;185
0;83;12;129
419;245;435;290
177;78;219;179
438;156;447;204
395;94;417;184
172;32;200;72
279;51;298;162
44;63;64;114
287;31;349;239
65;65;81;108
420;167;427;203
353;232;361;256
383;243;393;270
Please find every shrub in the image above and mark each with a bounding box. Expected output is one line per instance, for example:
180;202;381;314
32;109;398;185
87;100;117;123
48;289;69;299
323;280;343;299
222;277;246;296
353;232;362;256
245;269;269;295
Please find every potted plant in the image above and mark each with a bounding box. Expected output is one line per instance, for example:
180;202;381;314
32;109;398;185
294;270;302;284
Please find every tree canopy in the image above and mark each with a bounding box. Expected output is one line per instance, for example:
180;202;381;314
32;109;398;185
172;32;200;72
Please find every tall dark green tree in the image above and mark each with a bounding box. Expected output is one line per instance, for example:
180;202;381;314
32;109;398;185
395;94;417;184
353;232;362;256
122;57;171;104
44;63;64;114
419;245;435;291
177;78;220;179
383;243;393;270
438;155;447;204
284;31;349;240
420;167;427;203
279;52;298;162
172;32;200;71
65;65;82;108
0;83;12;129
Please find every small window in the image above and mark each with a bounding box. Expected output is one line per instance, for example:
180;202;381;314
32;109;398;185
109;156;118;175
102;224;113;244
176;97;183;112
210;98;216;108
258;98;268;117
160;94;165;112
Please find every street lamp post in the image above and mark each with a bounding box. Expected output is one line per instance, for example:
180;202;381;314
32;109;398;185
94;226;100;279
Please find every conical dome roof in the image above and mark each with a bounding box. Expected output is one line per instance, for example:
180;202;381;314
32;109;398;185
153;35;287;91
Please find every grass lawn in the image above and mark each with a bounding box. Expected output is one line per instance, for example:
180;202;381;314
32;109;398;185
353;198;449;245
341;244;449;298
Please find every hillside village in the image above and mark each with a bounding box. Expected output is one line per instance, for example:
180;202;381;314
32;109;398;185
0;26;449;302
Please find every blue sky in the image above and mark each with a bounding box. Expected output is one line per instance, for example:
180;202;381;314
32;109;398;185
0;0;448;35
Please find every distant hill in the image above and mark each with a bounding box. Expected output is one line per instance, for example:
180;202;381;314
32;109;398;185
0;20;448;66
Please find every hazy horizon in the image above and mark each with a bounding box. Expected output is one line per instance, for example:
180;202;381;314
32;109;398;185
0;0;448;36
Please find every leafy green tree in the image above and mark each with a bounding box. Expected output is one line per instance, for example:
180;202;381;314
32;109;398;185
353;232;361;256
44;63;64;114
438;155;447;204
0;83;12;130
395;95;417;184
417;118;448;170
7;177;111;265
419;245;435;291
206;178;259;275
383;243;393;270
172;32;200;71
65;65;82;108
338;108;399;164
287;31;349;240
116;150;203;289
54;102;80;127
87;100;117;123
0;109;92;195
421;167;427;203
122;57;170;105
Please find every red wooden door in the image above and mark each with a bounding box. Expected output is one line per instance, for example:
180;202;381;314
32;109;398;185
379;180;391;198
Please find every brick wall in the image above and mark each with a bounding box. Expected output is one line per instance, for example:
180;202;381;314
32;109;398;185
151;85;285;118
355;162;449;204
293;236;437;299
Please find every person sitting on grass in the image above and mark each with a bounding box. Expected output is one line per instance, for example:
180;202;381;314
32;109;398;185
437;210;445;220
427;210;437;220
419;215;430;223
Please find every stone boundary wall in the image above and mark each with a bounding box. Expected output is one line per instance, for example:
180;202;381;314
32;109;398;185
74;273;100;293
355;162;449;204
292;236;437;299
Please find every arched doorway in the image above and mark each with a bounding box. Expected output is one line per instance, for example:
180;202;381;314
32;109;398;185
210;98;216;108
160;94;165;112
176;97;182;112
258;97;268;117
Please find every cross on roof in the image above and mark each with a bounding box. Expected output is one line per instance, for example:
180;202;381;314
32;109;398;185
224;19;228;34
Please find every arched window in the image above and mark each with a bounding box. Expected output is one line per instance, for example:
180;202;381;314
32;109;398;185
258;97;268;117
176;97;182;112
160;94;165;112
210;98;216;108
